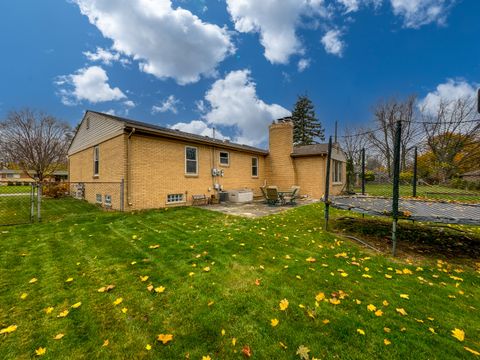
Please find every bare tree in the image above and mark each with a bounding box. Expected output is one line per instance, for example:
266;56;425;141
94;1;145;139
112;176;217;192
421;96;480;182
368;95;420;177
0;109;72;182
341;126;367;169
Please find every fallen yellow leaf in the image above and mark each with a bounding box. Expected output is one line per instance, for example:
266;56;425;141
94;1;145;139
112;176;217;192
451;328;465;342
154;286;165;293
102;339;109;347
367;304;376;312
113;298;123;306
57;310;69;318
35;347;46;356
53;333;64;340
121;307;128;314
315;292;325;302
357;329;365;335
0;325;17;334
400;294;410;300
145;344;152;351
140;276;149;282
279;298;289;311
271;318;279;327
384;339;391;345
464;347;480;356
65;277;74;283
396;308;407;316
157;333;173;344
29;278;38;284
375;310;383;317
44;307;54;314
20;293;28;300
71;302;82;309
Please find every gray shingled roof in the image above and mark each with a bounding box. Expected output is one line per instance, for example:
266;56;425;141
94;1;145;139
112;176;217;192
88;111;269;155
291;144;330;157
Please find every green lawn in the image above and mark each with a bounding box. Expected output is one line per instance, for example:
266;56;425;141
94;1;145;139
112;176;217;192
0;200;479;359
0;185;32;195
354;184;480;202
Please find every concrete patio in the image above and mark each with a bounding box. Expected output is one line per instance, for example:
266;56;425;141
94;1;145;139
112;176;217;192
202;198;319;218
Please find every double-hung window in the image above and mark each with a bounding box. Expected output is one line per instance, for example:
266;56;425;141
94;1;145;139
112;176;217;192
333;160;342;183
93;145;99;176
251;157;258;177
185;146;198;175
219;151;229;166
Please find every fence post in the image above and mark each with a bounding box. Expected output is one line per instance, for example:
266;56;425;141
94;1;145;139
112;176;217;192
120;179;125;212
391;120;402;257
37;182;42;222
361;148;366;195
324;136;333;230
412;146;418;198
30;183;35;223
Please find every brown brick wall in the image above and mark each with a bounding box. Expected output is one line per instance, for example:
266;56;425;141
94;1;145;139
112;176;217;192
267;122;296;189
127;134;266;210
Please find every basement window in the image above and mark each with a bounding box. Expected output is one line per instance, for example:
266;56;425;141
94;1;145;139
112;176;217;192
167;194;184;204
104;194;112;208
96;194;102;204
219;151;229;166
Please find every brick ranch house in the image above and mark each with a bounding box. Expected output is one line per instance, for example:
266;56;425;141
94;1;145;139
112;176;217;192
68;111;346;210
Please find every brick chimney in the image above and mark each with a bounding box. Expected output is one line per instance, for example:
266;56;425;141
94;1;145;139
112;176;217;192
267;118;296;188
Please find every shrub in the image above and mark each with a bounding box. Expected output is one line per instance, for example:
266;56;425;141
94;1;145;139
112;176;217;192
42;183;69;198
363;171;375;182
399;171;413;184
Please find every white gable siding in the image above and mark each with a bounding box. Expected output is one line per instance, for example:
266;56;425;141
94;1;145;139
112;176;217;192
68;112;124;156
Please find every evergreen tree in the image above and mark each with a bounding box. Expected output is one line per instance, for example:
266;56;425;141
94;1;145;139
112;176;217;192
291;95;325;145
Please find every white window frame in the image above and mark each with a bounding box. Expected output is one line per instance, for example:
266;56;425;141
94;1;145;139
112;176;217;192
251;157;259;178
219;151;230;166
93;145;99;177
185;146;198;175
167;193;184;204
333;160;342;183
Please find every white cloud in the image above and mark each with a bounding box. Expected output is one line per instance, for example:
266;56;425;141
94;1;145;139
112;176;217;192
74;0;234;85
124;100;136;108
56;66;126;105
418;79;477;115
321;29;345;56
202;69;290;146
337;0;361;13
152;95;180;114
298;58;311;72
390;0;452;28
226;0;327;64
170;120;227;140
83;47;130;66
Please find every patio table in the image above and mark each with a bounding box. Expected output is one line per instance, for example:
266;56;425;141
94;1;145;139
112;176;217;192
278;190;293;205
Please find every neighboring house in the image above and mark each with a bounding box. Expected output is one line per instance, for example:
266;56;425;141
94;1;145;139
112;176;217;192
68;111;346;210
0;169;68;184
459;170;480;182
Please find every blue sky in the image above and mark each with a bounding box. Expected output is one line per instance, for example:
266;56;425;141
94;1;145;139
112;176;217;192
0;0;478;147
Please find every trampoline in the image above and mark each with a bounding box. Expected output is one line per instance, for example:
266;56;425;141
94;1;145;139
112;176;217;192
330;195;480;225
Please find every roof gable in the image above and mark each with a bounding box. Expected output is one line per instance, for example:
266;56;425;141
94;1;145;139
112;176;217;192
68;112;125;156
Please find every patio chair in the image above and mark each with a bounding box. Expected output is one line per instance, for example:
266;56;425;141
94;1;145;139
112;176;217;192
284;186;300;205
265;186;280;206
259;186;268;204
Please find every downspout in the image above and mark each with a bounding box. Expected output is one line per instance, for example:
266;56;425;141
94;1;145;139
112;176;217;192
126;128;135;206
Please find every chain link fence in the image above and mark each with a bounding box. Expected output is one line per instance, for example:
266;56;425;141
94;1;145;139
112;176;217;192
0;181;124;226
324;121;480;256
